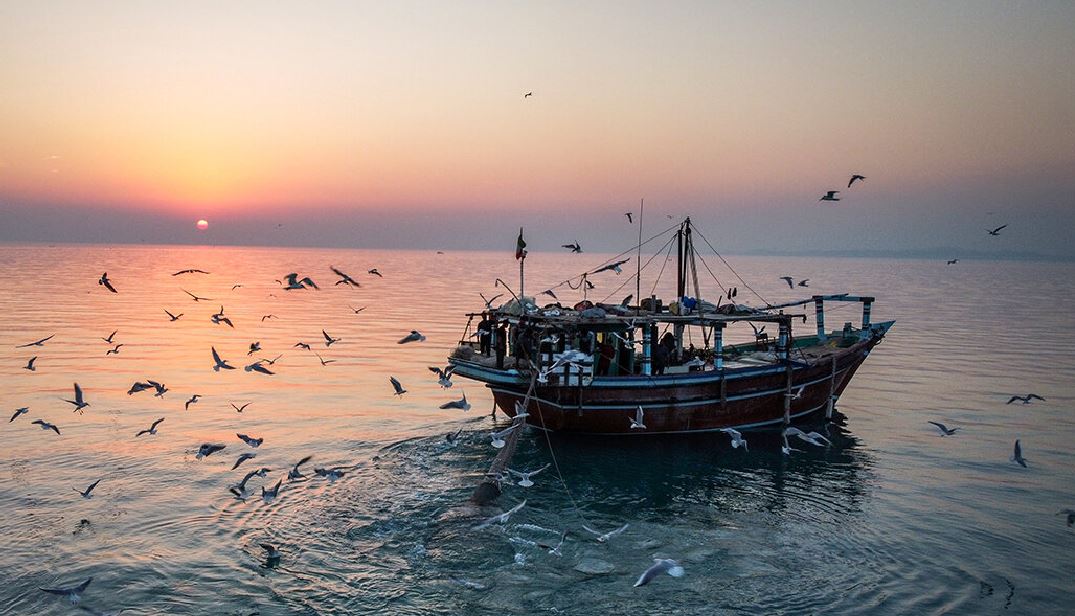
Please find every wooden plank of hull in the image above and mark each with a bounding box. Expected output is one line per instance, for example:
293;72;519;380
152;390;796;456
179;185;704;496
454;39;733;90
489;338;877;434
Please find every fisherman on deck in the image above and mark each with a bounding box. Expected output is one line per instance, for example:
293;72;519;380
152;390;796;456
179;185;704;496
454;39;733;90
477;315;492;356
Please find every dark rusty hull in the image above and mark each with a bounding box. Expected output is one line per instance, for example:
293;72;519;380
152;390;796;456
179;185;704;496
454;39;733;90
486;337;879;434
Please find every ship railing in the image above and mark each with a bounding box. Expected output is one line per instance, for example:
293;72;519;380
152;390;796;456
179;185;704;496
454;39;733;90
764;294;875;341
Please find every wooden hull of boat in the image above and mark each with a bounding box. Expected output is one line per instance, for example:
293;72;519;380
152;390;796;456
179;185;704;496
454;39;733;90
484;336;880;434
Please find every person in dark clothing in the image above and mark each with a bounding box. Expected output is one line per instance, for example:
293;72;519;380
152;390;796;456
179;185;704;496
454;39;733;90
477;316;492;356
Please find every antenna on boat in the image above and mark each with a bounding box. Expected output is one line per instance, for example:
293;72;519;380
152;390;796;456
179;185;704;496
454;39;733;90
635;198;643;312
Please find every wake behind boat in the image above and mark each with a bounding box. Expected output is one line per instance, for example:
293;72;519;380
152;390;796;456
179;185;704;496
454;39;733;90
448;218;893;434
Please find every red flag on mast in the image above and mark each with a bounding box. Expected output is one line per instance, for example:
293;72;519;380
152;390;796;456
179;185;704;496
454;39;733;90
515;227;527;260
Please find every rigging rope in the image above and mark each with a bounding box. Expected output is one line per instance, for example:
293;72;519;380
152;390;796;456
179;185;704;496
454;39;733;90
691;225;771;306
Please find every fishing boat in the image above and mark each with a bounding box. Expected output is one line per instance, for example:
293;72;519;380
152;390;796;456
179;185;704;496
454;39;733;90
447;218;893;434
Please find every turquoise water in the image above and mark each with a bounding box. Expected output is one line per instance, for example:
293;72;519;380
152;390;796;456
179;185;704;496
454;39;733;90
1;244;1073;614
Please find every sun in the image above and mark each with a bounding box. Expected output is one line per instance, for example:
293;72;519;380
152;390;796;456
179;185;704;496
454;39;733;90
196;219;209;230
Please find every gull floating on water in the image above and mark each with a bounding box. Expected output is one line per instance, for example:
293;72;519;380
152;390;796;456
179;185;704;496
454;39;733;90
231;402;251;413
39;576;93;604
331;266;361;287
634;559;685;587
720;427;749;451
507;463;550;487
164;309;183;321
629;406;646;430
16;334;55;348
185;394;200;410
1006;394;1045;405
237;433;263;448
398;330;426;344
928;421;959;436
98;272;117;293
390;376;407;396
24;356;37;371
33;419;61;435
581;523;630;543
473;499;527;530
440;391;470;410
65;383;89;414
490;423;519;449
74;479;101;498
1011;439;1027;468
136;417;164;437
261;543;282;562
232;453;256;470
211;347;235;371
288;455;313;480
283;273;319;290
322;329;340;347
10;407;29;423
196;443;226;459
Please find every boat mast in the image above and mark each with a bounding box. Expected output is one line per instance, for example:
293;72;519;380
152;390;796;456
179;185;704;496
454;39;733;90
674;219;687;361
635;198;643;313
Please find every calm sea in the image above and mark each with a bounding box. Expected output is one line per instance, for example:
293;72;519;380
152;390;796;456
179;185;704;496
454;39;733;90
1;244;1073;615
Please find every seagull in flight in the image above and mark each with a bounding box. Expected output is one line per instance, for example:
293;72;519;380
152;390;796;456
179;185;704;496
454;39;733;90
74;479;101;498
196;443;226;459
490;423;519;449
32;419;61;435
1006;394;1045;405
479;293;503;310
98;272;117;293
819;190;840;202
294;342;311;350
16;334;55;348
229;469;262;499
210;306;233;328
39;576;93;604
288;455;313;480
581;523;630;543
136;417;165;437
127;381;152;395
797;279;809;287
315;467;347;481
101;330;118;344
947;259;959;265
473;499;526;530
331;266;361;287
390;376;406;396
523;91;532;98
262;479;282;503
182;289;212;302
231;402;251;413
247;341;261;356
541;289;558;300
283;273;319;290
440;392;471;411
633;559;685;587
593;258;630;275
24;356;37;371
625;212;633;224
537;529;568;557
259;354;283;366
164;309;183;321
314;353;335;366
1011;439;1027;467
398;330;426;344
368;268;383;277
244;361;274;375
848;174;866;187
237;433;263;448
322;329;340;347
9;407;29;423
928;421;959;436
507;463;550;487
105;344;124;355
348;305;367;314
720;427;748;451
232;453;257;470
428;365;455;388
784;426;831;447
211;347;235;371
987;225;1008;236
173;269;209;276
629;406;646;430
147;380;168;397
561;241;582;253
65;383;89;413
779;276;795;289
261;314;277;321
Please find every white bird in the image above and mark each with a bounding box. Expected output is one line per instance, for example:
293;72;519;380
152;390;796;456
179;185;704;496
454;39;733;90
39;576;93;604
32;419;61;435
322;329;340;347
720;427;748;451
473;499;527;530
135;417;164;437
390;376;407;396
633;559;685;587
513;401;530;420
928;421;959;436
780;432;801;456
428;365;455;388
490;423;519;449
9;407;29;423
237;433;263;448
1011;439;1027;468
74;479;101;498
262;479;282;503
629;406;646;430
507;463;550;487
581;523;630;543
196;443;226;459
288;455;313;480
783;426;831;447
537;529;568;556
24;356;37;371
439;392;470;411
65;383;89;414
211;347;235;371
398;330;426;344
